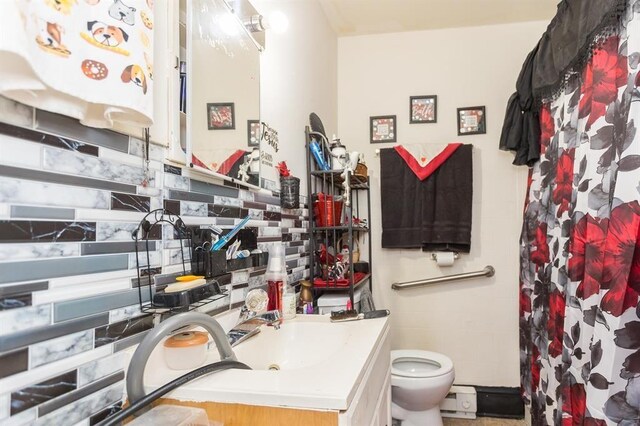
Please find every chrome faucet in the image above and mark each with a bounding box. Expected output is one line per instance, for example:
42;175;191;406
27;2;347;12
126;312;236;405
227;309;281;347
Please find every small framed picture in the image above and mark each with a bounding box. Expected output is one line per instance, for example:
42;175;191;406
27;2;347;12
370;115;397;143
410;95;437;123
207;102;235;130
457;106;486;135
247;120;260;146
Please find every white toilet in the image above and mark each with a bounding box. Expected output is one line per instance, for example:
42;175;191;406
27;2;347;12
390;349;455;426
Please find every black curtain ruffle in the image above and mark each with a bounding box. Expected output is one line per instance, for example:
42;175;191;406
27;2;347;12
500;0;629;166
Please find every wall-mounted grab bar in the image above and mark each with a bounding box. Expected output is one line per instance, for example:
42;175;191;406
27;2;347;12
391;266;495;290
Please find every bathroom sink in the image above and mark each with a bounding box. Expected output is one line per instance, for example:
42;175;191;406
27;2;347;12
141;314;389;411
232;320;350;370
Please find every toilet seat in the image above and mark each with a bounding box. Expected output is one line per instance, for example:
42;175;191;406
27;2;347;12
391;350;453;378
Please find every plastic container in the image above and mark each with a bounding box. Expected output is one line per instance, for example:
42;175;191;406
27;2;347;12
282;279;297;320
310;139;330;170
127;405;212;426
317;287;363;314
314;193;343;226
163;331;208;370
280;176;300;209
265;244;287;316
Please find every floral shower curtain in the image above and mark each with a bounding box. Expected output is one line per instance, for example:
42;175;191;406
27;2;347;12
520;6;640;425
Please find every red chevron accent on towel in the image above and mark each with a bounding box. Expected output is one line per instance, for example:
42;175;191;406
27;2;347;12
394;143;462;180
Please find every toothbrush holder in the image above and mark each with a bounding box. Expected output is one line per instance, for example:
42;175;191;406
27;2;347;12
191;249;227;278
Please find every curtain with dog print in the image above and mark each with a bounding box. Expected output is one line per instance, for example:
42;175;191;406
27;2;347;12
0;0;153;128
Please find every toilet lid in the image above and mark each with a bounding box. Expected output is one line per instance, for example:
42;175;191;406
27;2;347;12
391;350;454;378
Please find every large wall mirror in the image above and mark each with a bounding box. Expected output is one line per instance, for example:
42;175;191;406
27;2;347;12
186;0;262;187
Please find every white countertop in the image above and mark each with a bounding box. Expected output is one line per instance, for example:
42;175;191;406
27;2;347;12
142;314;389;411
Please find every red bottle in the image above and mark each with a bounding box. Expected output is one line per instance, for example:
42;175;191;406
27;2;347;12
265;244;286;316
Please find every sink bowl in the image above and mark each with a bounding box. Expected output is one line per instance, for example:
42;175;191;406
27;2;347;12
142;313;389;411
232;320;350;370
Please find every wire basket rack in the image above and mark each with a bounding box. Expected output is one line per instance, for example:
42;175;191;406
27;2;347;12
131;209;227;315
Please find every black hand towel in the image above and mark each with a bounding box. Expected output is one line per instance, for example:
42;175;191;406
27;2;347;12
380;144;473;252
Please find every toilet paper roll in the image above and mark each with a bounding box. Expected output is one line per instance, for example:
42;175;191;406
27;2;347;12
435;252;455;267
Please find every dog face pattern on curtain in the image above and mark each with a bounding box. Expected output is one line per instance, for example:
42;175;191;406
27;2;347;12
520;8;640;425
3;0;153;126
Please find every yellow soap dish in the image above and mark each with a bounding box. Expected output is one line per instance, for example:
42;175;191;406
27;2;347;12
175;275;204;282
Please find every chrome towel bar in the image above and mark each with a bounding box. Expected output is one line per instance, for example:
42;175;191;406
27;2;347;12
391;266;495;290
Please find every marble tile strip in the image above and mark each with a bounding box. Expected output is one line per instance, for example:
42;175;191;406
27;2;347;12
110;193;150;213
94;315;154;348
0;305;51;336
237;190;254;202
243;201;267;210
0;221;96;243
215;218;235;226
80;241;155;256
77;352;126;388
180;201;208;217
38;371;124;416
0;313;107;353
10;206;75;221
0;178;110;210
164;173;189;191
128;138;164;162
113;329;150;352
0;282;49;298
0;243;80;262
89;401;122;425
43;148;151;188
3;406;35;426
163;200;180;215
189;179;238;198
0;293;32;311
213;196;242;207
263;211;282;221
0;122;99;156
35;110;129;153
254;192;280;205
33;381;123;426
54;288;152;323
96;222;161;242
108;304;143;323
0;96;34;128
163;164;182;175
0;349;28;379
0;165;136;194
0;392;8;420
0;254;129;285
29;329;94;368
10;370;77;416
0;134;42;170
207;204;247;219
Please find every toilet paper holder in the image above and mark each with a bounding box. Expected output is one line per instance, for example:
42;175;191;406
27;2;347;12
430;252;459;261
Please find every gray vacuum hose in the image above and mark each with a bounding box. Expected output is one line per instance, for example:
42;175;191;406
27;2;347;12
96;359;251;426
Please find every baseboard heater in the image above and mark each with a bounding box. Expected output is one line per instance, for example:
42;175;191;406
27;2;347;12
440;385;477;419
440;385;524;419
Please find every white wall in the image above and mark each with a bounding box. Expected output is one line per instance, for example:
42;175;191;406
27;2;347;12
337;21;547;386
253;0;338;193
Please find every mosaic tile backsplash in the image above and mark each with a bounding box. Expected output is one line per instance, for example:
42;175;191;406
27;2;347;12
0;97;310;425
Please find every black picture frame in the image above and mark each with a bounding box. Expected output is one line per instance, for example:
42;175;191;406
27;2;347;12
207;102;235;130
410;95;437;123
370;115;397;143
457;106;486;136
247;120;260;146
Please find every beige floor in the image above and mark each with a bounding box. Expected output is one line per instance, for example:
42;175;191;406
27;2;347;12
443;417;527;426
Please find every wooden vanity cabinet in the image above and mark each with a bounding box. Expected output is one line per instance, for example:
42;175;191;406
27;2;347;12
158;326;391;426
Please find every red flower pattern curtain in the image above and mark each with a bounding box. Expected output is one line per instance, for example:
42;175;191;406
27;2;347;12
520;6;640;424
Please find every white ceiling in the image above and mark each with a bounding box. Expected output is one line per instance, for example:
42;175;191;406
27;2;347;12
318;0;559;36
